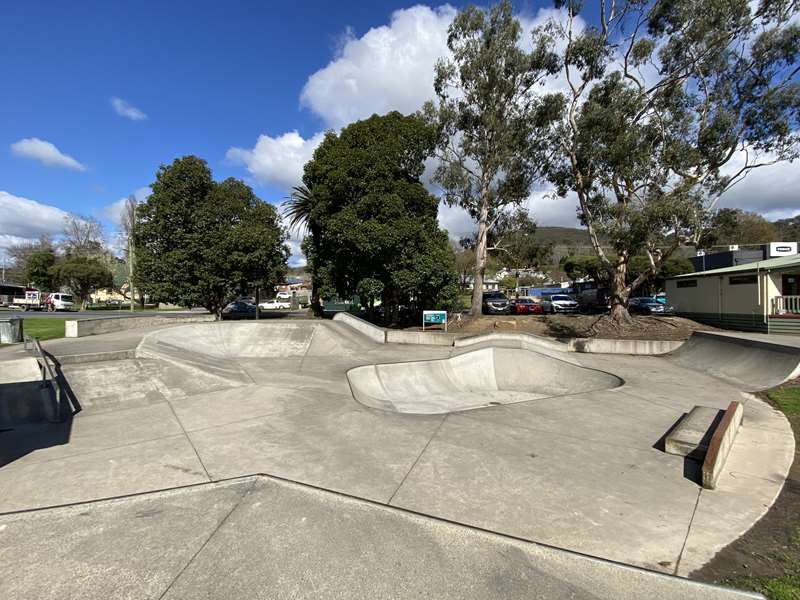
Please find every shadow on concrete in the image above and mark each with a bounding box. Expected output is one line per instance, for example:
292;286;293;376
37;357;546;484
0;353;81;468
652;412;711;486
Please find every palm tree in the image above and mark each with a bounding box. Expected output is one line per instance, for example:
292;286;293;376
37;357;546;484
282;185;323;316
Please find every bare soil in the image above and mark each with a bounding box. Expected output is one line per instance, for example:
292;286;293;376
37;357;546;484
444;313;719;341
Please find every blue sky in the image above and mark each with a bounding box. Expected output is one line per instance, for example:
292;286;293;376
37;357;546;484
2;1;798;263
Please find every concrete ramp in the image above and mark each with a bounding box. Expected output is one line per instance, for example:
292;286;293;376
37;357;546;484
669;331;800;391
138;321;371;361
348;347;623;414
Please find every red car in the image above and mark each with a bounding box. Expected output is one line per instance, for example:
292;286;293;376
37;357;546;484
510;298;543;315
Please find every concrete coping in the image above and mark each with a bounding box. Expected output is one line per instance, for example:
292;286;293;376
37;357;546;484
702;401;744;490
65;314;216;338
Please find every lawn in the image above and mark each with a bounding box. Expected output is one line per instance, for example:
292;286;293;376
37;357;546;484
22;317;68;341
695;381;800;600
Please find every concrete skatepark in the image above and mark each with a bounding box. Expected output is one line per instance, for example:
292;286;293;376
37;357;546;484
0;316;798;599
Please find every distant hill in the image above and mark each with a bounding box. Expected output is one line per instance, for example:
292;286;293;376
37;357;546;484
773;215;800;241
535;226;594;245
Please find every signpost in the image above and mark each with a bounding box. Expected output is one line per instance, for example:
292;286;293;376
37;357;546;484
422;310;448;332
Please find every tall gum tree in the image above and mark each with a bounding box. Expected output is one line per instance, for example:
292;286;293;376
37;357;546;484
425;0;560;316
536;0;800;323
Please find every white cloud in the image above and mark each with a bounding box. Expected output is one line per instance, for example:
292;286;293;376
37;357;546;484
0;191;70;256
10;138;86;171
717;153;800;220
111;97;147;121
226;131;326;190
102;186;152;227
301;5;456;129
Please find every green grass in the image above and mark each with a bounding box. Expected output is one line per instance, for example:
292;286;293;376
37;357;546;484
22;317;67;341
730;575;800;600
768;386;800;417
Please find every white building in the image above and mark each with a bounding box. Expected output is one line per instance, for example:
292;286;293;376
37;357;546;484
665;255;800;335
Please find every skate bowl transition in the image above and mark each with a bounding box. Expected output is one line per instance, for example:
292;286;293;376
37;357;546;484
347;347;624;414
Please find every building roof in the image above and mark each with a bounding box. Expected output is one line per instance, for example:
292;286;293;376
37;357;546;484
671;254;800;278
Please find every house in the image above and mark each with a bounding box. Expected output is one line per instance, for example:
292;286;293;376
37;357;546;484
665;255;800;334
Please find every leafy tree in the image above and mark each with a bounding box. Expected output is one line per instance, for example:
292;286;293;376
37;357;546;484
424;0;560;315
5;237;53;285
699;208;778;248
301;112;460;324
134;156;289;318
25;248;57;290
773;214;800;240
50;256;113;308
537;0;800;322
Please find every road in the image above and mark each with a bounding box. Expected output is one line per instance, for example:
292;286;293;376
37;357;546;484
0;309;309;320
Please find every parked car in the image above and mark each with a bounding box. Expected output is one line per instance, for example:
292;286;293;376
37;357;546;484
542;294;578;314
259;298;291;310
510;298;543;315
542;294;579;314
578;288;610;314
275;291;292;301
628;297;676;315
482;292;510;315
221;300;257;320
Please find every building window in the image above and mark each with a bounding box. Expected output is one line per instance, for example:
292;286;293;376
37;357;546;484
729;275;757;285
676;279;698;288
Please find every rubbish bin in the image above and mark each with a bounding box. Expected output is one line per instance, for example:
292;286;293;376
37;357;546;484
0;316;23;343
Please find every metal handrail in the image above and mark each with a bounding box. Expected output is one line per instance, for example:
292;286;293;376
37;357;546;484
772;295;800;315
23;334;63;421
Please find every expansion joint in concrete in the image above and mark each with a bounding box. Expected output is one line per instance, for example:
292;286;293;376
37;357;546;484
386;414;448;506
674;487;703;575
156;478;256;600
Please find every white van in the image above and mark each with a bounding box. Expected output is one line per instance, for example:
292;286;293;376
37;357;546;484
47;293;75;311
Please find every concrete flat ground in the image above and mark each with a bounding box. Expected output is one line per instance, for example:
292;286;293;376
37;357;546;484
0;320;796;599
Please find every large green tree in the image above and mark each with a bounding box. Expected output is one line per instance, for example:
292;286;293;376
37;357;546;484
25;247;57;290
537;0;800;323
50;256;113;309
301;112;460;324
424;0;560;315
699;208;778;249
133;156;289;318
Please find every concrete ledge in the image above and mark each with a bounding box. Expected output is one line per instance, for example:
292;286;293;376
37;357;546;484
385;329;455;346
568;338;683;355
665;406;723;458
332;312;386;343
65;314;215;338
702;401;744;490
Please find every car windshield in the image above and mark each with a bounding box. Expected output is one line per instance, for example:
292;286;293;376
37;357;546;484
551;295;571;301
485;293;507;300
635;298;659;305
516;299;533;304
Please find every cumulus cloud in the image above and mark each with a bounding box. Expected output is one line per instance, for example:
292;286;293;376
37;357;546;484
0;191;70;256
10;138;86;171
301;5;456;128
111;97;147;121
226;131;326;190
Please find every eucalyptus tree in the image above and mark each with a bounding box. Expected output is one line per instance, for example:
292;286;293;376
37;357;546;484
424;0;560;315
537;0;800;322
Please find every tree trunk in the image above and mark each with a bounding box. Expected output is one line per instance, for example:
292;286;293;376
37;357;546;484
609;257;633;325
309;230;324;318
470;197;490;316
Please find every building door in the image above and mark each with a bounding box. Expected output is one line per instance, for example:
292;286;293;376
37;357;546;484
783;274;799;296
